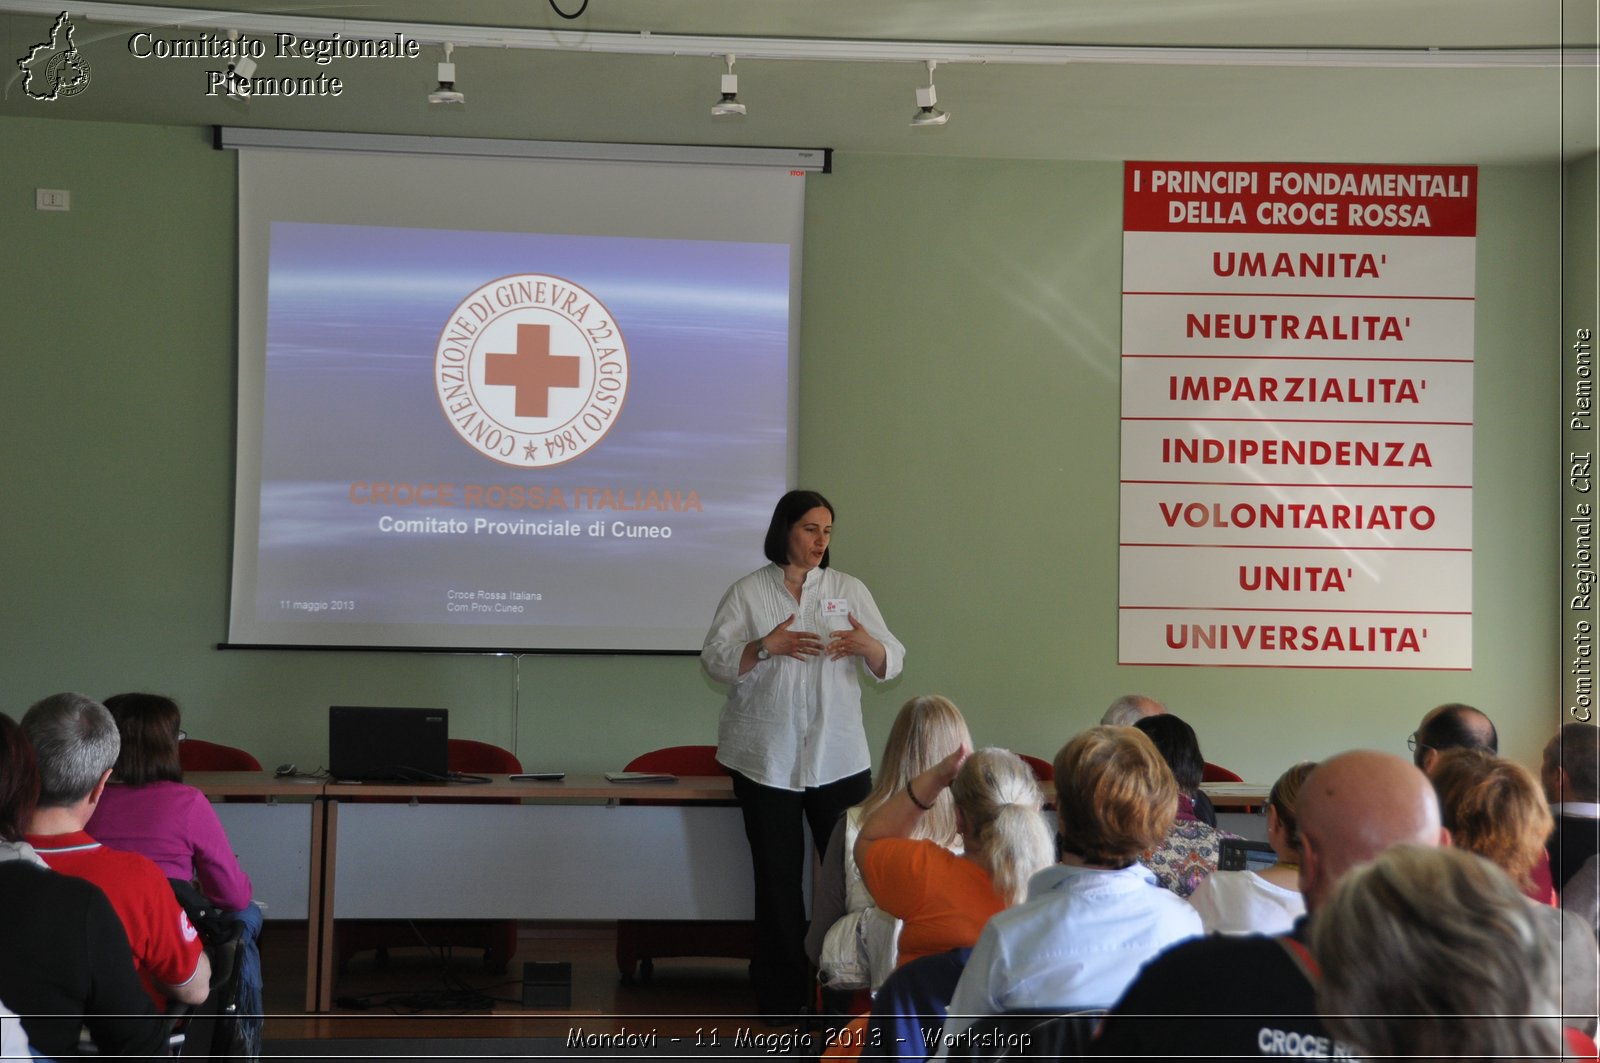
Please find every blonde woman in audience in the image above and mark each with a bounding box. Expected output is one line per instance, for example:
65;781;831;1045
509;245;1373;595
939;727;1203;1050
807;695;971;996
1312;845;1568;1062
1429;747;1599;1035
825;746;1054;1060
1188;761;1316;935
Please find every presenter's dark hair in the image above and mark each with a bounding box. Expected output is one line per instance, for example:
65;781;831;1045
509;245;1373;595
0;714;40;843
763;489;833;568
104;693;184;786
1134;713;1206;795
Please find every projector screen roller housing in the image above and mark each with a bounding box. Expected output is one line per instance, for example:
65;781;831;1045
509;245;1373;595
227;140;805;652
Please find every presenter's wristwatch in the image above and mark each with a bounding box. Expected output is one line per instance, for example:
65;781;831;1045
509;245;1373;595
755;640;771;661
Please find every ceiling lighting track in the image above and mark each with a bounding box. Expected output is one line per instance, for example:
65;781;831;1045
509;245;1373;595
1;0;1592;69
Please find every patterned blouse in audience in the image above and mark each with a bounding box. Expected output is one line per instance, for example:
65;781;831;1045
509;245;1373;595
1131;714;1238;898
1140;793;1236;898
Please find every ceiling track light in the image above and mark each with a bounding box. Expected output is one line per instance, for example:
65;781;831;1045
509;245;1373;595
711;53;745;117
429;41;464;104
910;59;948;127
224;28;256;95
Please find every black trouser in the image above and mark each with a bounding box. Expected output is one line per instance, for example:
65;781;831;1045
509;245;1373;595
730;766;871;1018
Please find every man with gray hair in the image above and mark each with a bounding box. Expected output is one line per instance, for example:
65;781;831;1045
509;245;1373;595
1101;694;1165;728
22;692;209;1010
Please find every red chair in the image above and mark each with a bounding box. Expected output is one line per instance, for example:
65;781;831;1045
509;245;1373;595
335;738;523;975
178;739;263;773
1018;753;1054;782
614;744;755;982
1200;761;1258;813
1201;761;1243;783
446;738;522;778
179;738;265;804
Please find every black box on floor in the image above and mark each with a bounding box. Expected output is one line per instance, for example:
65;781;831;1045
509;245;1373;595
522;961;572;1008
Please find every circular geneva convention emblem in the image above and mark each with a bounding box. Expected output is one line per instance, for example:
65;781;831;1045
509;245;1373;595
435;274;629;469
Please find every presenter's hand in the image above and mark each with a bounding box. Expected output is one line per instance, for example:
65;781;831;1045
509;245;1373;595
826;613;883;661
766;615;823;659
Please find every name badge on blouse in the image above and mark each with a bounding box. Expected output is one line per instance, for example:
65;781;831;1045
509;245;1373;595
822;597;850;629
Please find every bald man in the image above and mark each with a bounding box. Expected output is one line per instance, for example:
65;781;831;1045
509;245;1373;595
1410;702;1497;774
1091;750;1446;1059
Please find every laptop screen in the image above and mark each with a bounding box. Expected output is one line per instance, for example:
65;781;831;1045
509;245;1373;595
328;706;449;782
1218;837;1278;873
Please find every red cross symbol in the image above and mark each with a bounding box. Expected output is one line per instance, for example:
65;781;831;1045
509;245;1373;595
484;323;581;418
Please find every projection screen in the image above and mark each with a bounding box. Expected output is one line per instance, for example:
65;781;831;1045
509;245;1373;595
224;131;813;652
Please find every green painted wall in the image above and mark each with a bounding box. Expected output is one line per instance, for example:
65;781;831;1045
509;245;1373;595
0;115;1570;779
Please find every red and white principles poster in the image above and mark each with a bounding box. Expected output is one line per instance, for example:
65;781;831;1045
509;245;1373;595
1120;162;1476;669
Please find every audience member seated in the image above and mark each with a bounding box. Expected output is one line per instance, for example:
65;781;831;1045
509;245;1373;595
808;695;972;998
1100;694;1164;727
1544;722;1600;893
1565;853;1600;943
1312;845;1565;1061
1409;701;1497;774
90;694;255;910
1132;713;1235;895
1187;760;1315;935
939;726;1203;1053
0;711;166;1059
832;746;1055;1061
88;692;264;1048
1429;746;1599;1034
22;692;210;1012
1091;750;1447;1059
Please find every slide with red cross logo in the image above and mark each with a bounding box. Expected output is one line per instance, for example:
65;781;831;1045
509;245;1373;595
229;220;794;652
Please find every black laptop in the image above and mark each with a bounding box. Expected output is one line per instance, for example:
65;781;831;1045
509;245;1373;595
1218;837;1278;873
328;706;449;782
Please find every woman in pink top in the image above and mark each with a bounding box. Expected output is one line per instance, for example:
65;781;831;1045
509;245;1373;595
87;693;253;910
87;692;263;1054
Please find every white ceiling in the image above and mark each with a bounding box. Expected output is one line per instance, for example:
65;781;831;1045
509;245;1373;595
2;0;1596;164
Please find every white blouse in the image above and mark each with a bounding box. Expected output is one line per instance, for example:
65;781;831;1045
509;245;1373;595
702;563;903;790
1187;868;1305;936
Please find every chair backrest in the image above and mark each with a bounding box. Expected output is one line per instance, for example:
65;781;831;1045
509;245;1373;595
1201;761;1243;783
166;878;252;1060
179;739;263;773
864;947;971;1059
447;738;523;774
624;744;728;776
1018;753;1054;782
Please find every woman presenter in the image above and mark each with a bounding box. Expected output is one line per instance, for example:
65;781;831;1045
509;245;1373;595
702;489;905;1019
